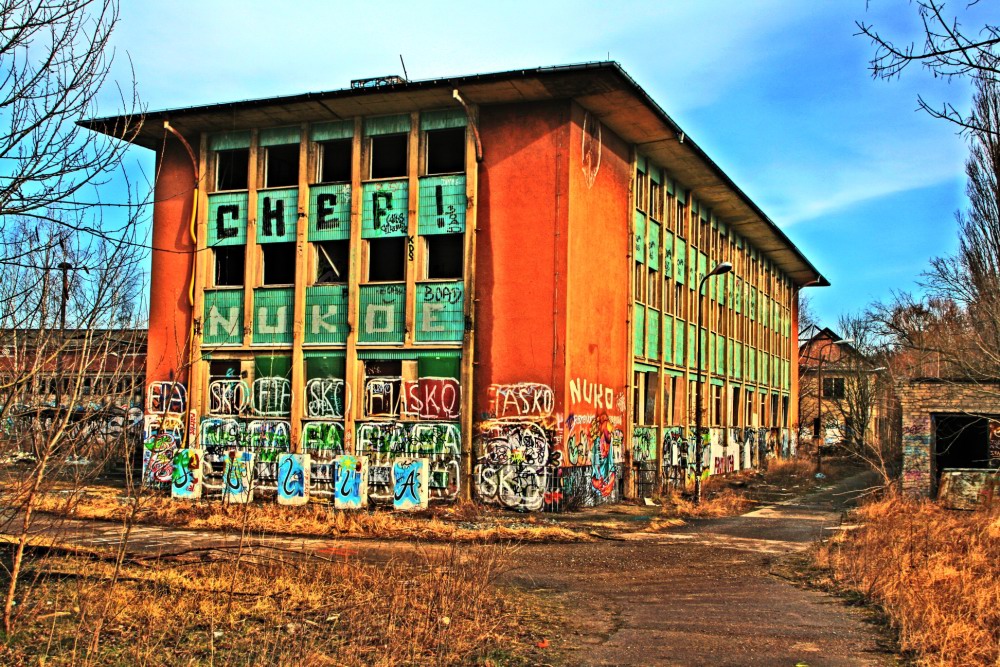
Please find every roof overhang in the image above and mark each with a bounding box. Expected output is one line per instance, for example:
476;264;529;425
80;61;827;287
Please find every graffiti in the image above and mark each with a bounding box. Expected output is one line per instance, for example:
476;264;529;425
222;450;254;504
632;427;656;464
364;377;400;417
568;378;616;412
475;420;552;511
171;447;203;499
356;421;461;501
401;376;461;420
486;383;554;419
420;283;463;305
247;420;291;490
989;420;1000;466
581;111;602;188
306;378;350;418
209;379;250;416
476;464;546;511
142;434;176;486
392;458;429;510
589;414;620;497
334;455;368;509
146;381;186;415
252;377;291;416
714;454;735;476
277;453;309;506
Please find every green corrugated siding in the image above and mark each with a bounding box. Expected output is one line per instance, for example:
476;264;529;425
253;288;294;345
420;109;467;130
648;221;660;269
309;183;351;241
735;277;743;313
358;283;405;343
663;231;674;280
687;323;696;366
259;126;301;147
735;342;742;380
698;253;708;296
364;114;411;136
254;355;291;378
634;304;645;357
310;121;353;142
634;211;646;265
418;354;461;378
304;285;349;344
356;350;460;360
727;338;735;378
716;334;725;375
749;348;757;383
257;187;299;243
418;175;466;235
675;238;686;286
663;316;673;364
361;180;408;238
674;317;684;365
634;361;658;373
207;192;249;247
646;309;660;358
203;290;244;345
700;328;707;370
649;165;661;185
688;246;697;288
415;281;464;342
305;354;345;379
209;131;250;151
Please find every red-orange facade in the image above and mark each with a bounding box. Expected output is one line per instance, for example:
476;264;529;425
83;64;825;509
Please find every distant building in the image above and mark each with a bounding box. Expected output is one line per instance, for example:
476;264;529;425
81;62;826;509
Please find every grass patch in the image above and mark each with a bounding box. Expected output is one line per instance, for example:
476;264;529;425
817;494;1000;665
0;541;544;666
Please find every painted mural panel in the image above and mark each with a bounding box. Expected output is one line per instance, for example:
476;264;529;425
207;192;249;247
358;283;405;343
392;457;429;510
256;187;298;243
203;290;244;345
308;183;351;241
414;281;464;342
171;447;203;499
222;450;254;504
253;288;294;345
304;285;349;344
277;453;309;506
361;180;408;238
356;421;460;501
334;455;369;509
303;421;346;497
418;175;466;235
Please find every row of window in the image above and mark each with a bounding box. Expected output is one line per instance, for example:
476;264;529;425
2;375;140;397
633;370;789;429
216;126;466;192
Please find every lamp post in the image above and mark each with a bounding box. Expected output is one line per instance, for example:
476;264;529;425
814;337;853;474
694;261;732;504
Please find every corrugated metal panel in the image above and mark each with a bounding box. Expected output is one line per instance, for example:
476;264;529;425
420;108;467;130
203;290;244;345
698;252;707;296
259;126;301;146
748;348;757;382
677;187;687;205
727;338;735;378
358;283;405;343
634;304;645;357
735;342;742;380
356;350;461;360
716;335;725;374
308;183;351;241
636;154;647;173
364;114;411;136
209;131;250;151
254;355;291;378
649;164;661;185
675;317;684;364
634;361;658;373
252;288;294;345
709;333;716;373
700;328;707;369
687;323;696;366
688;246;697;288
735;277;743;313
207;192;249;247
666;176;674;196
646;309;659;358
256;187;299;243
361;180;408;238
415;281;464;342
663;316;673;364
648;221;660;269
310;120;353;142
663;230;674;280
634;211;646;265
304;285;349;344
418;175;466;235
675;238;685;286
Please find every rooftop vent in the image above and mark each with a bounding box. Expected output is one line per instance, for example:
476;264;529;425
350;75;407;89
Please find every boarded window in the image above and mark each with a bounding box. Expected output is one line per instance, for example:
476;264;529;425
216;149;249;191
367;237;406;282
370;134;408;179
316;240;349;283
319;139;352;183
426;233;463;279
426;128;465;175
262;243;296;285
214;246;245;286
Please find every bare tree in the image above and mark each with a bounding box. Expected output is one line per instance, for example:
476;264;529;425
857;0;1000;133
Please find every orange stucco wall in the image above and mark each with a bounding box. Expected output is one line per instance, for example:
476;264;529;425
563;103;631;453
146;137;197;387
474;101;570;422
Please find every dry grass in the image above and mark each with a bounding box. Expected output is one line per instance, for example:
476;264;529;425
31;485;588;544
818;494;1000;666
0;542;542;666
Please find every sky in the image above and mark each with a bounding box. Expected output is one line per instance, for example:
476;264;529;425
93;0;988;328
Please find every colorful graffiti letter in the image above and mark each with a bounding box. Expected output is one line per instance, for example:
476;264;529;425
392;458;429;511
334;455;369;510
277;453;310;506
223;451;254;504
171;447;203;499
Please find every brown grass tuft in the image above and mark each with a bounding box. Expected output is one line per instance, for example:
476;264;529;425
817;494;1000;665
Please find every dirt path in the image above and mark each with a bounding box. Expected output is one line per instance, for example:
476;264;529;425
2;473;894;666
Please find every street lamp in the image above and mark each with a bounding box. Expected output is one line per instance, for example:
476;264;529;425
814;337;853;474
694;261;732;504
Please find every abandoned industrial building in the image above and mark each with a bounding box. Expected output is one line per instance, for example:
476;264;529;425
80;62;827;510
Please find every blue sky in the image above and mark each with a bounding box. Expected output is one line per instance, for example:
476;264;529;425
96;0;984;328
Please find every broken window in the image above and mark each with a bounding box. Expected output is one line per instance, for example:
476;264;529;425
214;246;245;286
316;240;349;283
216;149;249;191
319;139;352;183
265;144;299;188
650;180;663;220
426;128;465;174
367;237;406;282
262;242;296;285
644;372;658;425
370;133;408;179
635;169;647;212
425;233;463;279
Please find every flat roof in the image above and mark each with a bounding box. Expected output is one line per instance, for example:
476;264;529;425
80;61;828;287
